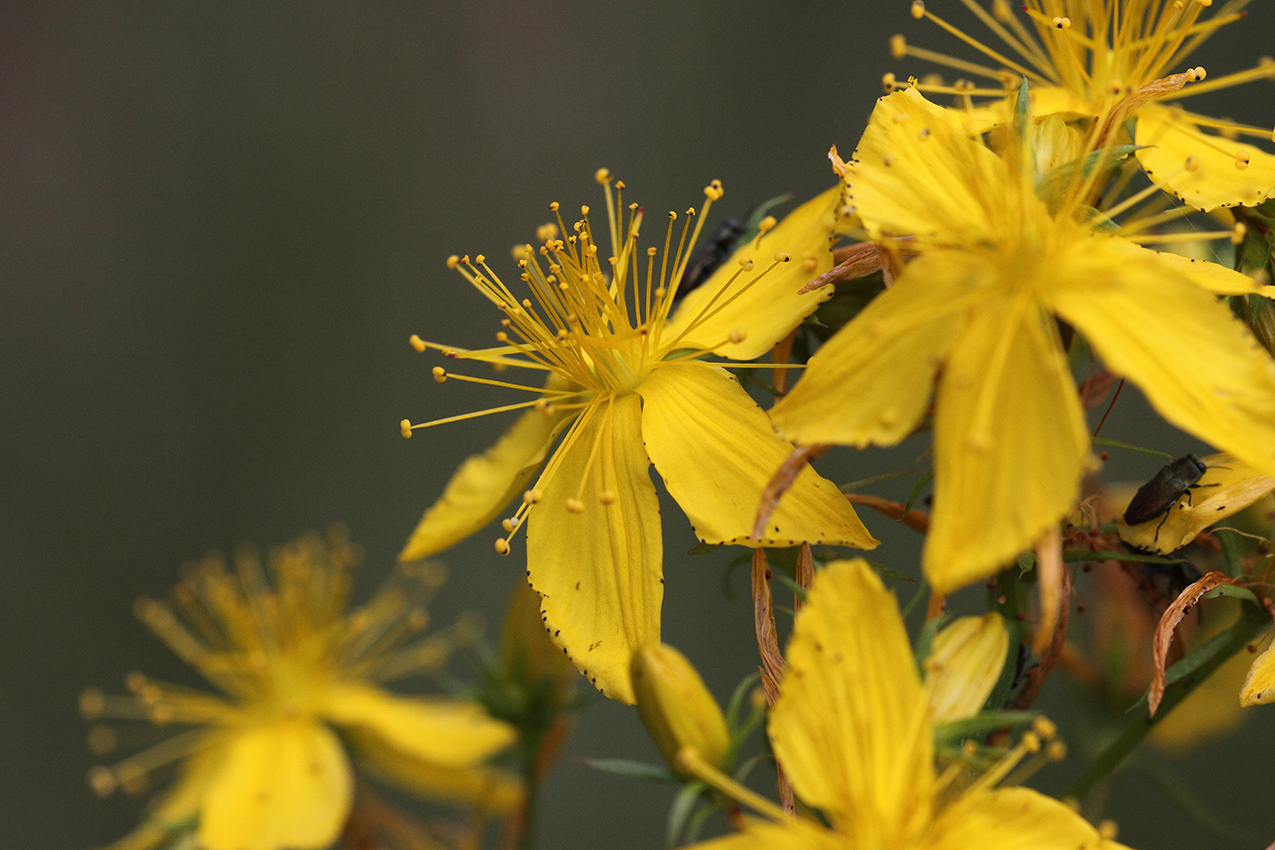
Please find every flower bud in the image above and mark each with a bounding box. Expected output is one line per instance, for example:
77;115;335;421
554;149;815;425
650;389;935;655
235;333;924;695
630;644;730;777
925;613;1009;725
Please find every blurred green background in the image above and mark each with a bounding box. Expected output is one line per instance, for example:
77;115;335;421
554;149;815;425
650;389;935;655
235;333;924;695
3;2;1274;847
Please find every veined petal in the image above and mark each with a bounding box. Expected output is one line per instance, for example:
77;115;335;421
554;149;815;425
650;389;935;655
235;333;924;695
769;255;968;447
1052;249;1275;480
1135;104;1275;212
847;87;1031;247
685;819;842;850
770;559;934;845
662;186;842;361
320;682;516;766
400;401;570;561
928;297;1089;594
198;720;352;850
921;787;1127;850
637;362;875;549
526;393;661;704
925;613;1009;726
344;726;522;812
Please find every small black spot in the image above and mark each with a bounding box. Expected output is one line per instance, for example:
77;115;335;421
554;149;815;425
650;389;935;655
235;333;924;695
554;629;560;636
575;581;581;590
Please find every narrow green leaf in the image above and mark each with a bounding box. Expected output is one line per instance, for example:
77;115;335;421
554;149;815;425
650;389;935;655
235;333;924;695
1091;436;1175;459
665;782;709;850
578;758;677;784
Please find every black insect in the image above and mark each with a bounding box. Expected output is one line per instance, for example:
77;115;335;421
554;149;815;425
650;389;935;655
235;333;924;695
1122;454;1210;541
677;192;795;299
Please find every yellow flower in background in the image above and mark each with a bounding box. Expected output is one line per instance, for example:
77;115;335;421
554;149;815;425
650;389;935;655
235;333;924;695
897;1;1275;211
81;530;519;850
685;559;1127;850
399;171;875;704
770;87;1275;594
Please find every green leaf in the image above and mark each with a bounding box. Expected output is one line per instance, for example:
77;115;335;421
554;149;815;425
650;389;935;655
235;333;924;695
665;781;709;849
1061;549;1181;564
934;710;1039;746
687;541;721;555
1016;552;1036;574
1091;436;1174;459
1201;584;1261;605
578;758;677;784
839;468;922;493
903;467;934;514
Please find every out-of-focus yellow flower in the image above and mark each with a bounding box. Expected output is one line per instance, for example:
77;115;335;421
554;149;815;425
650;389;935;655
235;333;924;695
897;0;1275;211
1118;452;1275;554
925;613;1009;725
683;560;1128;850
770;87;1275;594
399;172;875;703
81;530;519;850
630;643;731;778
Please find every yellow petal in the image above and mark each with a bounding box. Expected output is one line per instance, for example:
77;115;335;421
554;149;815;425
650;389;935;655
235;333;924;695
105;736;226;850
922;787;1127;850
925;613;1009;726
928;298;1089;594
1151;249;1275;297
320;682;516;766
1117;452;1275;554
343;726;523;813
662;186;841;361
769;256;967;447
1241;637;1275;707
198;720;352;850
1052;247;1275;481
630;643;731;776
847;87;1024;246
769;559;933;845
637;362;876;548
1136;104;1275;212
526;393;661;704
684;819;843;850
400;401;569;561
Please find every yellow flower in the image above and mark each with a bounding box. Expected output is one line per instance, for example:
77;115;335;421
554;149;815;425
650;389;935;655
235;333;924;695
399;171;876;703
684;559;1128;850
898;0;1275;210
770;87;1275;593
81;530;519;850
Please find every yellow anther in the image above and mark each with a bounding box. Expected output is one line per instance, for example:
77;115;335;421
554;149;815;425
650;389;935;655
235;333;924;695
501;518;516;532
1032;716;1057;739
737;257;754;271
599;490;617;505
565;498;585;514
728;329;747;344
87;766;117;798
1022;731;1041;753
595;168;612;184
496;331;509;342
1098;820;1119;841
1052;16;1071;29
910;1;924;19
773;252;791;263
757;215;777;235
536;223;558;243
474;253;486;265
494;538;511;555
460;254;471;265
432;366;447;382
549;201;560;211
400;419;413;439
523;488;544;505
882;72;898;93
580;204;590;216
79;688;106;719
890;33;907;59
1232;222;1248;244
446;255;460;269
1046;740;1068;761
647;246;657;256
1236;151;1251;170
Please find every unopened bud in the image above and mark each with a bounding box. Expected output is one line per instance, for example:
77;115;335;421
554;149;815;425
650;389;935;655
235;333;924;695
925;613;1009;724
630;643;730;778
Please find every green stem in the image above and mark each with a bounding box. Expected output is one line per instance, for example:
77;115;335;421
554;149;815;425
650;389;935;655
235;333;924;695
1067;607;1269;801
